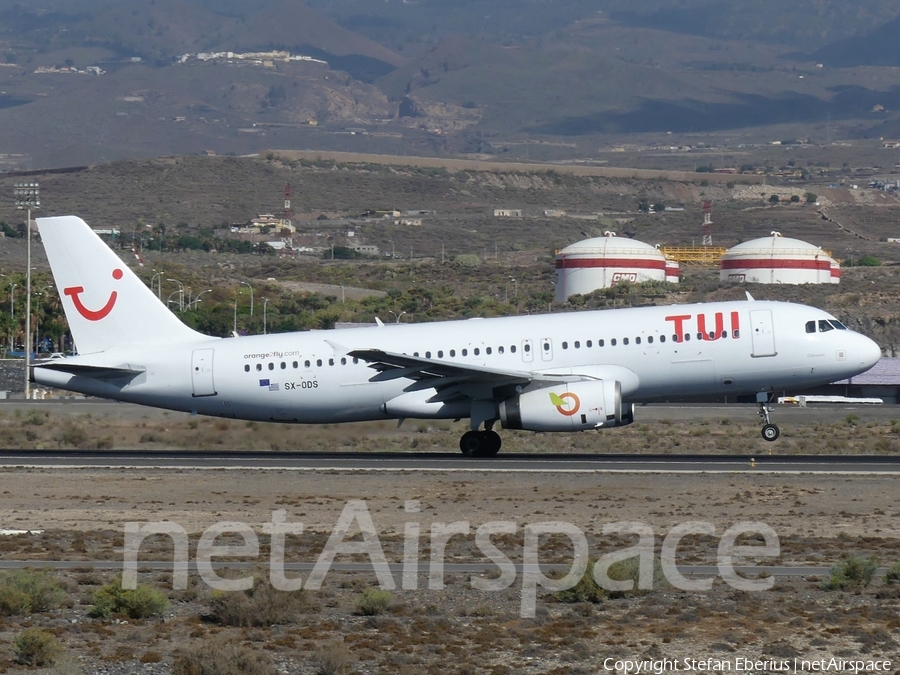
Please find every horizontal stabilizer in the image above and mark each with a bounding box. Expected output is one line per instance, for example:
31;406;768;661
34;362;145;379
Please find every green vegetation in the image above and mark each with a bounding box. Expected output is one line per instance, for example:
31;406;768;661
12;628;63;667
821;555;878;591
207;580;312;626
174;637;274;675
555;560;605;604
884;561;900;585
355;587;393;616
90;580;170;619
0;569;67;616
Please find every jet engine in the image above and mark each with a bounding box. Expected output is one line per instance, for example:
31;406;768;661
499;380;633;432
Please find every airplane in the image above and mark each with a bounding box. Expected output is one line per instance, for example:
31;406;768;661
32;216;881;456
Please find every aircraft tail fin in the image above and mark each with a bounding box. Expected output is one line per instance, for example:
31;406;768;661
37;216;207;354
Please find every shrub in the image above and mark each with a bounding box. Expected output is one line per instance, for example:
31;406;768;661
453;254;481;268
208;580;310;627
555;562;604;604
0;569;67;615
885;562;900;585
312;641;353;675
605;557;669;598
821;556;878;591
355;587;392;616
90;581;170;619
174;638;274;675
13;627;63;666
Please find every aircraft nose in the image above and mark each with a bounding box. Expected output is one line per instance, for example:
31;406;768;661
857;334;881;371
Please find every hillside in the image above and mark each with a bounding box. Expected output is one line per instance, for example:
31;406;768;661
0;1;899;167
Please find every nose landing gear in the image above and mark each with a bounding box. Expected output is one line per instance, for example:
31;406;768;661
757;392;780;442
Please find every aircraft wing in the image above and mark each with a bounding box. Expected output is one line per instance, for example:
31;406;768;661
348;348;586;403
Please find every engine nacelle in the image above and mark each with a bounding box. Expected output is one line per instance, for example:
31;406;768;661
499;380;632;432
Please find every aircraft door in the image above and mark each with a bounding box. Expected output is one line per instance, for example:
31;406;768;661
521;339;534;363
540;338;553;362
749;310;777;357
191;348;217;397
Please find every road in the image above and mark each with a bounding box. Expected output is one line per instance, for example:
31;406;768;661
0;449;898;473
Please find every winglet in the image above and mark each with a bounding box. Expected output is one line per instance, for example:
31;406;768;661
375;317;385;327
745;291;755;301
326;339;350;356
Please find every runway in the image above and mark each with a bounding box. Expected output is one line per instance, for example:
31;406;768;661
1;449;898;473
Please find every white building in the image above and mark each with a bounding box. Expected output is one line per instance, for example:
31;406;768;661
720;232;839;284
555;232;675;302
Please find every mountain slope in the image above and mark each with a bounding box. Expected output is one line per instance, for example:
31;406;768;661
811;14;900;67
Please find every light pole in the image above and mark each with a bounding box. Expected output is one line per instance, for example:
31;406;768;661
167;278;184;311
8;282;16;352
263;297;269;335
34;284;53;356
150;270;163;300
15;182;39;399
233;290;242;335
388;310;406;324
241;281;254;316
192;289;212;310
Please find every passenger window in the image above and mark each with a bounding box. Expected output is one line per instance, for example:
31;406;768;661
474;348;480;355
425;351;431;358
414;352;419;357
599;339;605;347
462;349;468;356
511;345;517;353
486;347;492;355
586;340;592;348
353;358;359;364
281;362;286;369
244;364;250;372
648;336;653;344
574;341;580;348
660;335;666;343
720;331;727;339
268;363;274;371
524;344;530;352
293;361;298;369
340;358;346;365
562;341;568;349
635;337;641;345
543;342;550;351
304;360;311;368
673;334;679;342
623;338;629;345
450;350;456;357
498;346;504;354
256;363;262;371
316;359;322;367
611;338;617;346
438;350;444;358
818;320;834;332
805;321;816;333
684;334;691;341
329;359;334;366
732;330;740;339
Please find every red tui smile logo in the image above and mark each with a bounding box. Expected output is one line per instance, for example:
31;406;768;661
64;268;122;321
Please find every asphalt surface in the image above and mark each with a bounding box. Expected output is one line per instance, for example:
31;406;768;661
0;449;898;473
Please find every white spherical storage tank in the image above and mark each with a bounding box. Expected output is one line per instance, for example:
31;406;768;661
555;232;672;303
720;232;839;285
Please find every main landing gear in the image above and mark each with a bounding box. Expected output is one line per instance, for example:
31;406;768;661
459;429;502;457
756;393;780;442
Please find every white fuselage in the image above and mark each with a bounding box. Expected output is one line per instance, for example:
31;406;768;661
33;300;881;424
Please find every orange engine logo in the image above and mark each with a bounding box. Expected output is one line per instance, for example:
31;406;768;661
549;391;581;416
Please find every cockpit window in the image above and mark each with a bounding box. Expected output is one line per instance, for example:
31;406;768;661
805;321;816;334
818;320;834;333
829;320;847;330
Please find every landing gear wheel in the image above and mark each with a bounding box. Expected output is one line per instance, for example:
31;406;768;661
460;430;482;457
479;430;502;457
761;424;780;442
